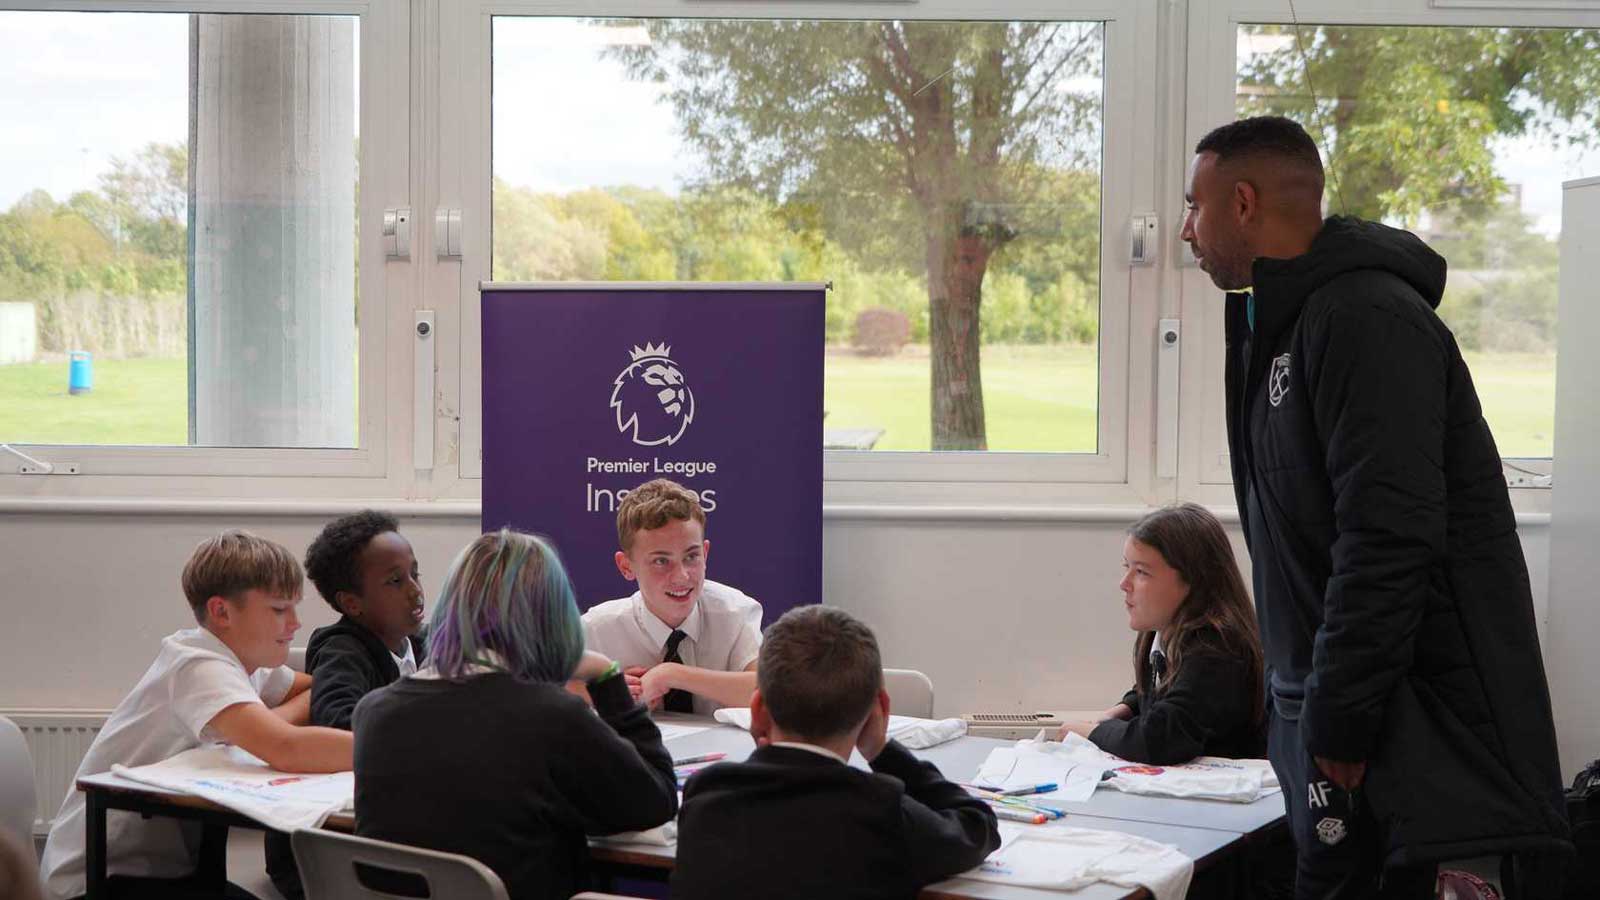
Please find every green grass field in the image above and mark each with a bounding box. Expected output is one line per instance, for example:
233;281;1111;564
0;347;1558;457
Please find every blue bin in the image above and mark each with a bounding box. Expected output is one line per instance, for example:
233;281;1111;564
69;350;93;395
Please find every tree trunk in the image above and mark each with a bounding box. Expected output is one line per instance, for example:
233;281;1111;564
926;214;991;450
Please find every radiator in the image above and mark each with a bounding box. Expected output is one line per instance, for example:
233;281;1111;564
2;710;109;836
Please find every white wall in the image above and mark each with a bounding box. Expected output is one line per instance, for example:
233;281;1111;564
0;509;1551;720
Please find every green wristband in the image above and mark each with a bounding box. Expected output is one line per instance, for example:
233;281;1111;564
588;659;623;685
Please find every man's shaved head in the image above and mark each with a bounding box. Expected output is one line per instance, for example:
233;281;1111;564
1195;115;1325;212
1181;116;1327;290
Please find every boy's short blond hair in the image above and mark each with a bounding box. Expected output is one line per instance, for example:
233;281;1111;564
181;530;303;624
616;478;707;551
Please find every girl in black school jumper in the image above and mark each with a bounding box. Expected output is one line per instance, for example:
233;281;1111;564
351;530;677;900
1058;503;1266;764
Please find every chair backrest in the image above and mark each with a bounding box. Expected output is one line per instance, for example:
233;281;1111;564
0;716;36;846
288;646;308;673
883;668;935;719
291;828;509;900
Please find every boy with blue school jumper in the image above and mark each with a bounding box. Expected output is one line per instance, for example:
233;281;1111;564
671;605;1002;900
39;531;353;900
582;478;762;714
263;510;428;899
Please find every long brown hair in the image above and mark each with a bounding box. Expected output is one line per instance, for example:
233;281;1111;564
1128;504;1263;726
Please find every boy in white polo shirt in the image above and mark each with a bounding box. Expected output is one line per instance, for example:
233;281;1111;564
40;531;353;900
583;478;762;716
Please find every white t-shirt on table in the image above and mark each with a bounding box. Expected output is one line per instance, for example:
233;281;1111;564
40;627;295;899
581;579;763;717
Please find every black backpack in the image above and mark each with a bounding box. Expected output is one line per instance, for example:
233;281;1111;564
1566;759;1600;899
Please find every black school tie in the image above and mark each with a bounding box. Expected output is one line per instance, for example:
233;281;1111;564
1151;648;1169;688
662;629;695;713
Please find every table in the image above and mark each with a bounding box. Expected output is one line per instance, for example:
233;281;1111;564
76;717;1285;900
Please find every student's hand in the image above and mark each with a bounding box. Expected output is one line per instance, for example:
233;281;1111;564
1055;720;1100;742
855;693;891;762
638;662;682;708
572;650;615;683
1100;703;1134;721
623;667;647;701
1315;756;1367;791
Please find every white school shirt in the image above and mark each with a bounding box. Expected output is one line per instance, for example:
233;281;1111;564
40;627;295;900
1150;633;1164;691
581;579;763;717
770;741;849;765
391;639;417;677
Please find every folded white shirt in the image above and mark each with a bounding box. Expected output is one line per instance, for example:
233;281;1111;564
112;744;353;833
712;708;968;750
590;821;678;846
1039;733;1276;803
962;822;1193;900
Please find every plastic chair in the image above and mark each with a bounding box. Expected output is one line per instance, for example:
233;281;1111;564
571;894;650;899
883;668;935;719
288;646;308;673
0;716;37;846
291;828;509;900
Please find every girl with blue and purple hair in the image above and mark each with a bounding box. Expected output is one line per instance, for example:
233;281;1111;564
351;529;678;900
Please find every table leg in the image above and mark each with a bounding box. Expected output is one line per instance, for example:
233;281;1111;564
84;788;107;900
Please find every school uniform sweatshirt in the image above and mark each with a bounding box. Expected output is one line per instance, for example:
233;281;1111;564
305;617;426;730
352;671;677;900
671;740;1001;900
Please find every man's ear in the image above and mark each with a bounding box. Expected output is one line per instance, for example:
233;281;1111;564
1233;179;1260;225
750;689;774;745
614;550;637;582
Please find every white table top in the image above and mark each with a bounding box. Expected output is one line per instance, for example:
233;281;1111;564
655;716;1286;837
80;716;1285;900
608;716;1279;899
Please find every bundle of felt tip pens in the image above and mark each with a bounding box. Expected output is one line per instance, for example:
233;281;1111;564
960;783;1067;826
673;752;726;786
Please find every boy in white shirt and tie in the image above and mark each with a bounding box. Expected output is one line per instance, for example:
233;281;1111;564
582;478;762;715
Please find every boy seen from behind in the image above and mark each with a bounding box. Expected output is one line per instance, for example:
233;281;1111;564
40;531;352;900
583;478;762;714
671;605;1001;900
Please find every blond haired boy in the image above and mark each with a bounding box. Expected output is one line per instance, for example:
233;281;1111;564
582;478;762;715
41;531;352;900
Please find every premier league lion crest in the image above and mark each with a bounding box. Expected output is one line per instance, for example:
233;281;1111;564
611;342;695;447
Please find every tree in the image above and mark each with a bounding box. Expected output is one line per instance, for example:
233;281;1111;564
1238;25;1600;224
613;20;1102;449
95;142;188;258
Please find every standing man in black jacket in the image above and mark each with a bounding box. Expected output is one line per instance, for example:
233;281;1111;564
1180;116;1569;898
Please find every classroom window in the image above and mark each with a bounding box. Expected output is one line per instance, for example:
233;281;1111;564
0;10;361;450
491;17;1106;454
1236;23;1600;462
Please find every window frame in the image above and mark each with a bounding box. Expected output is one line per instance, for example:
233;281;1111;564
1180;0;1600;513
443;0;1167;505
0;0;406;482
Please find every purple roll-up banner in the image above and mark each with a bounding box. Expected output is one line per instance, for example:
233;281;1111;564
480;283;825;626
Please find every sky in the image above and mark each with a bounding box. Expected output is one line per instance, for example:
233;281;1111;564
0;12;1593;238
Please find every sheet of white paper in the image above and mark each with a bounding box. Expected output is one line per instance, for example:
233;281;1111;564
655;723;710;742
112;744;353;833
973;746;1102;803
711;708;966;749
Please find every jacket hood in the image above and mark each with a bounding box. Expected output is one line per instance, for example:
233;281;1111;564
1254;216;1447;309
305;616;424;670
